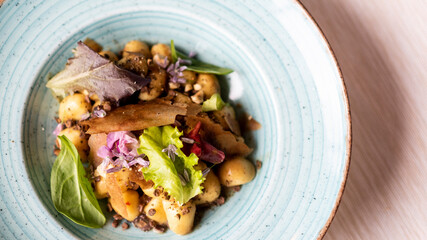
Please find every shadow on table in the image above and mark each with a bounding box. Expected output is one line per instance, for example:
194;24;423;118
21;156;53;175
300;0;405;238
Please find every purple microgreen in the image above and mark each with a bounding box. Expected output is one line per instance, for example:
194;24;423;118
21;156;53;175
106;166;123;174
183;169;190;182
188;51;197;58
202;168;210;177
167;58;188;84
181;137;195;144
162;144;178;161
128;157;149;167
98;157;112;173
177;58;192;65
53;123;64;136
80;112;91;121
178;174;187;186
93;109;107;118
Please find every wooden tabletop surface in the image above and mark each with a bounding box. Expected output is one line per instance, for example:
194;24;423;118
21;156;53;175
299;0;427;239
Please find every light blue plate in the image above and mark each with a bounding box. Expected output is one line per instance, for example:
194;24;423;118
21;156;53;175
0;0;351;239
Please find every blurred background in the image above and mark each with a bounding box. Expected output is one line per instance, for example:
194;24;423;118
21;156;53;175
300;0;427;239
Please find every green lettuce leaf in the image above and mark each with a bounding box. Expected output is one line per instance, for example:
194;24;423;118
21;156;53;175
51;135;106;228
202;93;226;112
137;126;204;204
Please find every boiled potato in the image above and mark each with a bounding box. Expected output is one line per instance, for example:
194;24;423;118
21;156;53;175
143;186;165;199
144;197;167;225
182;70;196;84
218;157;255;187
162;200;196;235
123;40;150;58
93;169;108;199
151;43;171;61
139;64;166;101
58;93;91;122
83;38;102;52
99;50;118;62
117;54;148;76
196;73;220;99
193;171;221;205
113;168;133;192
109;190;140;221
58;127;89;161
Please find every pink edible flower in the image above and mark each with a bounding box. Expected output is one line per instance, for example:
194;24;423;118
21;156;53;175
167;58;191;84
97;131;148;173
53;123;64;136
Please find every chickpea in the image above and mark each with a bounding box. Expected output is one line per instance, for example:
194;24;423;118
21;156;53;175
139;64;167;101
58;93;91;122
144;197;168;225
218;157;255;187
196;73;220;99
98;50;118;62
123;40;150;58
163;200;196;235
193;171;221;205
83;38;102;52
151;43;172;61
58;127;89;161
117;54;149;76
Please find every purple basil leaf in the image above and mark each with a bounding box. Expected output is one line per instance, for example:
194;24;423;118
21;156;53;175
200;140;225;164
46;41;150;102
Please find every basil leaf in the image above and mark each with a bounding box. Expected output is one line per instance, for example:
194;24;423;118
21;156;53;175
170;39;233;75
176;51;233;75
170;40;178;63
51;135;106;228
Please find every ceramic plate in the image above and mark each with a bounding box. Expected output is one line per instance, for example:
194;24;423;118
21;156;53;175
0;0;350;239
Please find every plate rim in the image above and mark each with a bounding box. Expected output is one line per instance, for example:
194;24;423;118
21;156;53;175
294;1;352;239
0;0;352;238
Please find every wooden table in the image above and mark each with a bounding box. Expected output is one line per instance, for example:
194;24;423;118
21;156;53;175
299;0;427;239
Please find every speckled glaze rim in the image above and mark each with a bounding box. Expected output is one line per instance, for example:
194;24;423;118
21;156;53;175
294;1;352;239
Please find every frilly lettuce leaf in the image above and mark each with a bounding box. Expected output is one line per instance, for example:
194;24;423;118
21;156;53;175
137;126;204;205
46;41;149;102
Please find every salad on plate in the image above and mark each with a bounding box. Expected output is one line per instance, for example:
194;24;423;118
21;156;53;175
46;38;260;235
